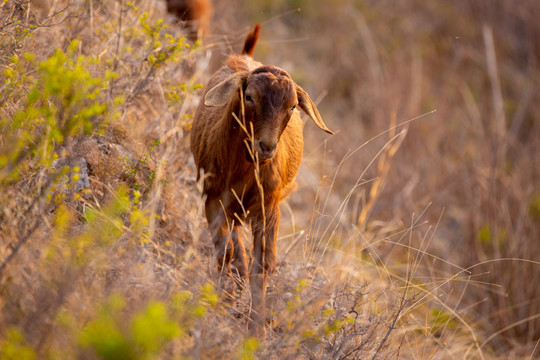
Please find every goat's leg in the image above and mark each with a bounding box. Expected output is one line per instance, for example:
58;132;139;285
231;225;248;282
249;205;280;336
206;200;236;302
213;223;237;302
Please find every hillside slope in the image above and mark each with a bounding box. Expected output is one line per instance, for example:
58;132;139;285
1;1;538;359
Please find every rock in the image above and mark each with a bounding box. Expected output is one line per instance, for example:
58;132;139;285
52;157;91;197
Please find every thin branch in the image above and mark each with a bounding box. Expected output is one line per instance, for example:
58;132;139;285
371;295;414;360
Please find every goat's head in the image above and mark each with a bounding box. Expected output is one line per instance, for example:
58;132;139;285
205;65;333;162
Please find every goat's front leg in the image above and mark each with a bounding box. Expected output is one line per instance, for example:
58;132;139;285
231;225;248;283
249;203;279;335
205;199;236;302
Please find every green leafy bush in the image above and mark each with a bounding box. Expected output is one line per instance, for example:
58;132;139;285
1;40;118;183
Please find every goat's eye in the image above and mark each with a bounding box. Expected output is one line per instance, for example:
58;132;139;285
290;104;297;112
245;94;253;103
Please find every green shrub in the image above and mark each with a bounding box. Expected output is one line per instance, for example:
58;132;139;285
1;40;118;184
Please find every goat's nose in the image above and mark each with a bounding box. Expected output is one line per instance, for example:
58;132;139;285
258;140;277;155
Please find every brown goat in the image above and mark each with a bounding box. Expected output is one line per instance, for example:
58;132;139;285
165;0;212;41
191;24;333;334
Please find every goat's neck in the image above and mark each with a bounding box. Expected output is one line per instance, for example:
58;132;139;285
214;104;250;171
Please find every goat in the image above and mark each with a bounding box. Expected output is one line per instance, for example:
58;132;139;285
190;24;333;334
165;0;212;41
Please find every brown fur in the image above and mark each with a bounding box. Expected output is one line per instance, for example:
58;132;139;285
190;25;332;335
165;0;212;41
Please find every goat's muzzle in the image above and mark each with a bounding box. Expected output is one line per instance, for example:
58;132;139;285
257;139;277;160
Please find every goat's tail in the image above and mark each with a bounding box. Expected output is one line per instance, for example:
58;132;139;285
242;24;260;56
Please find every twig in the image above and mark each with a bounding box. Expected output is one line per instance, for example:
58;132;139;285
371;295;414;360
109;0;124;99
331;287;369;359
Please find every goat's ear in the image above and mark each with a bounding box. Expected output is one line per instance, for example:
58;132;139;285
204;72;247;107
296;86;334;135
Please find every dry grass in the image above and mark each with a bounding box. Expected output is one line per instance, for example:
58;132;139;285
0;0;539;359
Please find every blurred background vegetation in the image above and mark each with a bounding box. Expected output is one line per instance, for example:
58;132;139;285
1;0;539;358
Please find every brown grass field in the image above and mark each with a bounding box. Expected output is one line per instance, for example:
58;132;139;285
1;0;539;358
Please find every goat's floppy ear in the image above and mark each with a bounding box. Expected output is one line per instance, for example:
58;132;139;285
296;86;334;135
204;72;247;107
